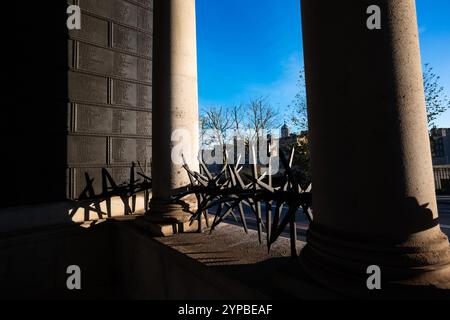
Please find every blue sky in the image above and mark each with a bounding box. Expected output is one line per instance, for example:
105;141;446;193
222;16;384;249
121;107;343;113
196;0;450;128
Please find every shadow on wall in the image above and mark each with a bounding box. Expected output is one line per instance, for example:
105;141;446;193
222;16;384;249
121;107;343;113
70;162;152;221
397;197;440;236
305;197;440;244
0;163;152;234
295;197;449;298
3;2;69;207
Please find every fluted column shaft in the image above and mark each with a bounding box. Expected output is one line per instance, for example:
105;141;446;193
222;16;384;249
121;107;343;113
300;0;450;295
150;0;199;222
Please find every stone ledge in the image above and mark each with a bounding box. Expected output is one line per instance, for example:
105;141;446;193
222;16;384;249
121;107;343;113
0;193;149;234
148;222;338;299
0;215;338;299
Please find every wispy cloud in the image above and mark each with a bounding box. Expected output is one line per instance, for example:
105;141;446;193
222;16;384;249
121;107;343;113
198;51;305;133
200;53;303;114
242;53;303;109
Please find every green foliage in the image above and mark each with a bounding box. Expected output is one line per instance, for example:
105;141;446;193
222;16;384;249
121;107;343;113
288;69;308;132
279;133;311;186
423;63;450;129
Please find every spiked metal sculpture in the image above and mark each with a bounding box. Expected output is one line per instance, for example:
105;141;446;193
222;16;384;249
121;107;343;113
174;147;313;257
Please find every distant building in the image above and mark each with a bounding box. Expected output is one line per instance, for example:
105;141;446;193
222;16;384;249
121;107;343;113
281;123;290;138
434;166;450;194
431;128;450;165
279;124;308;150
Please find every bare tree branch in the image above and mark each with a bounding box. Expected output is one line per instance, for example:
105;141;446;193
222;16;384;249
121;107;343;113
202;106;232;147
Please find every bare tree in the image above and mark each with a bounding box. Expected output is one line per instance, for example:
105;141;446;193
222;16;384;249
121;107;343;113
423;63;450;129
247;97;279;140
201;106;232;147
245;97;279;167
284;69;311;183
199;114;209;149
230;104;245;138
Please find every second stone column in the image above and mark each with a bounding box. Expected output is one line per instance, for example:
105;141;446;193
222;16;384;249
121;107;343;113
149;0;199;222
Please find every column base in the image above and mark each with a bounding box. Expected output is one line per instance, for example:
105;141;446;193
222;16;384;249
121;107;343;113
299;224;450;298
147;198;195;223
136;214;214;237
138;197;213;236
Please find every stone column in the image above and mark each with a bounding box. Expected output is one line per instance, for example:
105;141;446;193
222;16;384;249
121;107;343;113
149;0;199;222
300;0;450;296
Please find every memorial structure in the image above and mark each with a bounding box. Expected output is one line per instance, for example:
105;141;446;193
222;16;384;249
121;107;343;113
1;0;449;299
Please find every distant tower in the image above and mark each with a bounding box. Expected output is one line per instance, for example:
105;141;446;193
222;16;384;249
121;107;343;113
281;123;290;138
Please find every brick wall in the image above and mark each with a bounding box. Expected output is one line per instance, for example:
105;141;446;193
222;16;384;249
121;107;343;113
67;0;153;199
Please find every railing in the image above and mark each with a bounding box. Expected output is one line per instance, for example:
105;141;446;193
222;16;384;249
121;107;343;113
434;166;450;194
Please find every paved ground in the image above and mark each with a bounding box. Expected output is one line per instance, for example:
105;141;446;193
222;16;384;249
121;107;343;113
223;195;450;241
154;223;337;299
